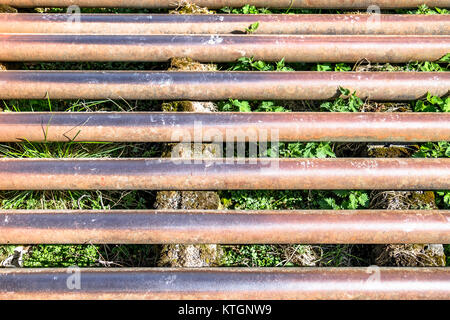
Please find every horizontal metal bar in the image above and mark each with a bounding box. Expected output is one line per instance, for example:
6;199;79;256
1;268;450;300
2;0;449;9
1;14;448;35
1;209;450;244
0;34;448;63
1;112;450;143
0;71;448;101
0;158;448;190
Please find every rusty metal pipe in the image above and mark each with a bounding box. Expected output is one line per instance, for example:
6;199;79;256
0;158;448;190
1;112;450;143
1;268;450;300
1;0;449;9
0;71;448;101
0;14;448;35
1;209;450;244
0;34;448;63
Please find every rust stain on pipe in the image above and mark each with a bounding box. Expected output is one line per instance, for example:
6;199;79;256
1;209;450;244
0;71;447;101
1;112;449;143
0;14;448;35
1;268;450;300
0;34;448;63
0;158;448;191
1;0;449;9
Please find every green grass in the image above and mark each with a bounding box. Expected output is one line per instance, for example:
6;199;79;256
0;98;162;268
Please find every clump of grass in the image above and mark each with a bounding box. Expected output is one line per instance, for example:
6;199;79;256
0;99;161;268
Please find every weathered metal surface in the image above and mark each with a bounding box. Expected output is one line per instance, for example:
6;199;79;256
1;14;448;35
1;268;450;300
2;0;449;9
1;209;450;244
0;71;448;101
0;158;448;190
1;112;450;143
0;34;448;63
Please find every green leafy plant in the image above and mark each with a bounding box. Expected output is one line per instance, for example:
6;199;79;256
406;60;448;72
24;245;99;267
413;142;450;212
245;22;260;34
230;57;294;71
219;100;288;112
439;53;450;63
221;4;271;14
278;142;335;158
414;93;450;112
318;191;369;210
316;63;351;72
320;87;364;112
403;4;449;14
413;141;450;159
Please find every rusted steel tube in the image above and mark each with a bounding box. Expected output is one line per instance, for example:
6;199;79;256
1;209;450;244
0;71;448;101
0;158;448;191
2;0;449;9
1;112;450;143
1;268;450;300
0;34;448;63
1;14;448;35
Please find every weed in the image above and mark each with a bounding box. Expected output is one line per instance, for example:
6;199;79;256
24;245;98;268
245;22;260;34
316;63;352;72
398;4;449;14
320;87;364;112
221;5;271;14
229;57;294;71
414;93;450;112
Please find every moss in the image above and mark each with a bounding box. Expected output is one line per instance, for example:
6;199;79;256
374;244;446;267
161;101;192;112
284;245;321;267
158;244;223;267
169;1;214;15
411;191;437;209
156;62;223;266
154;191;182;210
161;100;218;112
181;192;221;209
368;144;418;158
371;190;437;210
168;57;217;71
0;5;17;13
154;191;220;210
